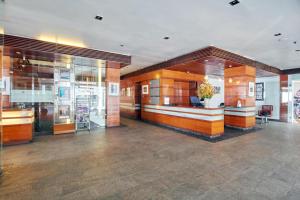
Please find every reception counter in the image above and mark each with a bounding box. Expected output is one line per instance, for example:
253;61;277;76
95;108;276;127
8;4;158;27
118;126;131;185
224;106;256;129
141;105;224;137
1;109;34;145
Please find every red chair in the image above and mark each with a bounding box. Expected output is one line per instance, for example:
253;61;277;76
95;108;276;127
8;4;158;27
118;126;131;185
258;105;273;123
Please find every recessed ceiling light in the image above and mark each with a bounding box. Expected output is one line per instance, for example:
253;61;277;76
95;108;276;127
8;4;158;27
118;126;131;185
274;33;282;36
163;36;170;40
296;50;300;52
294;41;297;44
16;51;21;55
95;15;103;21
205;60;208;62
229;0;240;6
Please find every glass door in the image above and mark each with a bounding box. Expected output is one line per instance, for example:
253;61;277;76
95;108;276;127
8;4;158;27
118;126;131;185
74;57;106;132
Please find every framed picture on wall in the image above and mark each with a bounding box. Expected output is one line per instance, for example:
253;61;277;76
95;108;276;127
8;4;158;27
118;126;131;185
256;82;264;101
142;85;148;94
108;82;119;96
249;82;255;97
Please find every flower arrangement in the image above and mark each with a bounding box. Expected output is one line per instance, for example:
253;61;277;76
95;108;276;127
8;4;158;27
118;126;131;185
197;80;215;99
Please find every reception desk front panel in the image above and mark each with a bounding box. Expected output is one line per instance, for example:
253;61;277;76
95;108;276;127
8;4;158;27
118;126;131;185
224;107;256;129
1;109;34;145
142;105;224;137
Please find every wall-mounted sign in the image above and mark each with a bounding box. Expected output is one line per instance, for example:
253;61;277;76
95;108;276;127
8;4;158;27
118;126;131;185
164;97;170;105
256;82;264;101
126;87;131;97
108;82;119;96
2;76;11;95
142;85;148;94
248;82;255;97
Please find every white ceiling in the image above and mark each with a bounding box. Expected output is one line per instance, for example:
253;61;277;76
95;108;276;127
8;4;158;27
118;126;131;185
0;0;300;75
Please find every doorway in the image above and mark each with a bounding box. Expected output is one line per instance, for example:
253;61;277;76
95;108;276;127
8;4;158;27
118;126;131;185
73;58;106;131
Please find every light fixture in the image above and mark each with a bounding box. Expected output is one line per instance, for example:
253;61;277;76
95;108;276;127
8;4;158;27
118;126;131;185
120;44;124;47
187;71;190;74
38;35;86;48
229;0;240;6
205;60;208;62
95;15;103;21
163;36;170;40
229;78;233;83
296;50;300;52
274;33;282;37
204;75;208;80
229;65;232;68
294;41;297;44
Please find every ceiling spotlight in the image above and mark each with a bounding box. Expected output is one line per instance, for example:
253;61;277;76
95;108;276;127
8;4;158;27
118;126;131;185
163;36;170;40
294;41;297;44
204;60;208;62
95;15;103;21
229;0;240;6
16;51;21;55
274;33;282;37
229;65;232;68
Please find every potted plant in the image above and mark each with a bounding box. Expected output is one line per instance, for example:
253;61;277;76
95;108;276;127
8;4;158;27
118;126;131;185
197;80;215;108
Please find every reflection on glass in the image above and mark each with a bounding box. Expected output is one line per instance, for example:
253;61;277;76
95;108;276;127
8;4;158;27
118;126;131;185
0;33;3;175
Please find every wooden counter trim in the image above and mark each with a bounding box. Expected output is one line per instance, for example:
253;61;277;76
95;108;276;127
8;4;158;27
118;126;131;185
224;111;256;117
143;105;224;121
120;103;141;110
224;107;256;112
54;123;75;135
1;115;34;120
144;105;224;115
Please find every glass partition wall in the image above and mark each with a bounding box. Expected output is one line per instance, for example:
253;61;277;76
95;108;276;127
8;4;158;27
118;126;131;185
2;47;107;136
0;34;3;175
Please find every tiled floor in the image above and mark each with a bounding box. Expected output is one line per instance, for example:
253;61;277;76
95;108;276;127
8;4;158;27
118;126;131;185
1;118;300;200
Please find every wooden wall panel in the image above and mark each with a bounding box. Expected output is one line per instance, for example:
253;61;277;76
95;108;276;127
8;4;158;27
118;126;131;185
224;66;256;107
106;61;121;127
280;74;288;122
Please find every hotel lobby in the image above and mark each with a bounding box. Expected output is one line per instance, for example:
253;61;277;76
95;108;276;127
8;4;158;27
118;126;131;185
1;0;300;199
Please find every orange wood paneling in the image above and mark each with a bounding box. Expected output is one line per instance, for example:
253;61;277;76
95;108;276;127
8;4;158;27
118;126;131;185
280;74;288;122
106;62;121;127
224;66;256;107
224;115;255;128
54;123;75;135
2;123;33;145
142;111;224;137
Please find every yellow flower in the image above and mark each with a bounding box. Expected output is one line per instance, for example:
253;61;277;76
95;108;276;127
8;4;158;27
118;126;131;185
197;80;215;99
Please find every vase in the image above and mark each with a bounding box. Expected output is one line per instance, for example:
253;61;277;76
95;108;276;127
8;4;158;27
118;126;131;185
204;98;210;108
